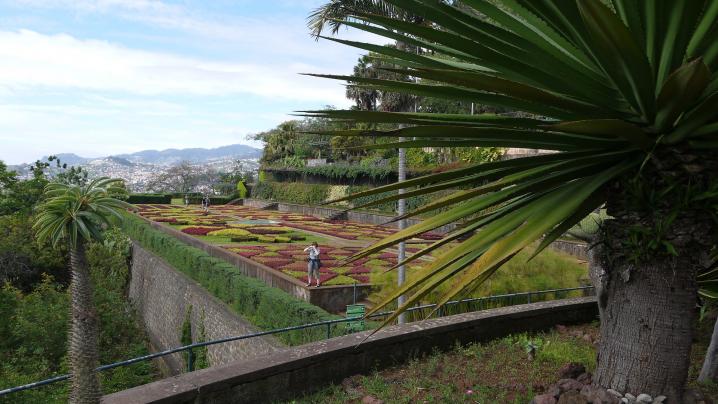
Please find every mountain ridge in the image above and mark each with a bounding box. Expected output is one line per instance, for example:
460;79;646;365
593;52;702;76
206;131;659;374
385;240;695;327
38;144;261;166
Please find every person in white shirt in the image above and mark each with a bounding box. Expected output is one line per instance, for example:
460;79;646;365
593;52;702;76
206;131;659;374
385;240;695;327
303;242;321;287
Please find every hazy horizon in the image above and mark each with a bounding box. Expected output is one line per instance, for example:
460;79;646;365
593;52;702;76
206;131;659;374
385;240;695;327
0;0;383;164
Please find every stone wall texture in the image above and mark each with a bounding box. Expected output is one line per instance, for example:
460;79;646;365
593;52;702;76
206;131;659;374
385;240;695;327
105;297;598;403
129;243;284;375
549;239;589;260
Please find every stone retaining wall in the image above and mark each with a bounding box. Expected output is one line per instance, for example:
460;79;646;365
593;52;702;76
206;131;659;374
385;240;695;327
105;297;598;403
549;239;589;260
129;243;284;375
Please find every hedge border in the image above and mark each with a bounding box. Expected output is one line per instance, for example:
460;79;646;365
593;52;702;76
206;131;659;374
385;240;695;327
120;214;338;345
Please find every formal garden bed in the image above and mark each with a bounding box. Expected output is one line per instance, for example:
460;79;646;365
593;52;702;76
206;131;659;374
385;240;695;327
291;320;718;404
134;204;433;285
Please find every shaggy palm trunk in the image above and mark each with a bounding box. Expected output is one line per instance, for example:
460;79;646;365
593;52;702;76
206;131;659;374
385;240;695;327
593;249;697;400
698;316;718;382
68;240;101;404
594;151;717;401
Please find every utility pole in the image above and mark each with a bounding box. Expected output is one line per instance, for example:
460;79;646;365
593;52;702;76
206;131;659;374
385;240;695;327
397;139;407;324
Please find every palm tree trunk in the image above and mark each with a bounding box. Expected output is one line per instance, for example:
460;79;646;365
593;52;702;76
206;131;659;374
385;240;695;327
68;240;101;404
699;316;718;382
593;249;697;401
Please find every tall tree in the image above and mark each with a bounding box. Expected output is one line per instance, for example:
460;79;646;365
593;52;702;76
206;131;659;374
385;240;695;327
34;177;130;404
304;0;718;400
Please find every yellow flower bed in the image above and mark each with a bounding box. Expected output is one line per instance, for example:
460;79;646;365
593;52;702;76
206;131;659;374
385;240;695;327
206;228;251;237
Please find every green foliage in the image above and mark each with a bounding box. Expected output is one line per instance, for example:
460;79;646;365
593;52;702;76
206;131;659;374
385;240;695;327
178;306;207;370
0;235;157;403
0;160;48;216
252;182;330;206
369;246;586;308
120;214;338;345
127;194;173;204
34;177;131;249
302;0;718;329
0;214;67;290
236;181;248;198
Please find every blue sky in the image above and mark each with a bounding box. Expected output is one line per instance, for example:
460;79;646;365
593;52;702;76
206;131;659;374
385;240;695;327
0;0;382;164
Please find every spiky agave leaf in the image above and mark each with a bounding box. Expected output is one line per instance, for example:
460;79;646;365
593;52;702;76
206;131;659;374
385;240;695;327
303;0;718;324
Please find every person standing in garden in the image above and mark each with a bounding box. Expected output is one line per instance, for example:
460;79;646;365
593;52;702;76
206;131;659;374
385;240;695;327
304;242;321;287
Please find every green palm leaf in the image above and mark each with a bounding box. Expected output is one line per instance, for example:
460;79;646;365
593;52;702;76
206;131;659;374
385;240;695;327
304;0;718;326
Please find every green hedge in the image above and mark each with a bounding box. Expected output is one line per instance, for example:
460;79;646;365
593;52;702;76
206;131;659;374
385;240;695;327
263;164;394;183
127;194;172;204
252;181;440;214
252;182;330;206
121;214;339;345
185;196;234;205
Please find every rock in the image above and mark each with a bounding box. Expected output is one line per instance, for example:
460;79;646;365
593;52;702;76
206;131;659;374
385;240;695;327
576;372;592;385
558;378;586;393
635;393;652;403
683;388;705;404
653;396;666;403
560;363;587;379
583;334;593;343
607;389;623;398
580;385;621;404
341;377;362;396
558;390;589;404
532;394;558;404
361;396;383;404
624;393;636;403
547;385;562;398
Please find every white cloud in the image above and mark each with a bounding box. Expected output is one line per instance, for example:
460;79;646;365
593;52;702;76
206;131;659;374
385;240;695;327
0;29;352;104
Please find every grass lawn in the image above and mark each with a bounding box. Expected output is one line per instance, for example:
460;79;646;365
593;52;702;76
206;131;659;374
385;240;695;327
288;323;598;404
368;246;588;307
287;312;718;404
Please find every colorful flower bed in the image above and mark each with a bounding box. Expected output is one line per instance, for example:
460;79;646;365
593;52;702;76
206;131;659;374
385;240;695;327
225;244;402;286
133;204;432;285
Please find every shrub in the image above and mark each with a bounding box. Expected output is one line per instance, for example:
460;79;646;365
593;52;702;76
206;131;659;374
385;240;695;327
120;214;338;344
181;227;221;236
251;182;329;206
236;181;248;198
230;235;259;242
206;228;251;237
127;194;172;204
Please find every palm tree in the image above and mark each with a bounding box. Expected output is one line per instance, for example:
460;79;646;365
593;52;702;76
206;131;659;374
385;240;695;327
34;177;130;404
303;0;718;400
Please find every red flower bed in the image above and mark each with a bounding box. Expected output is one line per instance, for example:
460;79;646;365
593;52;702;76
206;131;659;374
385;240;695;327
155;217;178;223
349;275;370;283
236;251;262;258
181;227;222;236
281;262;308;271
276;249;299;257
378;252;397;259
299;273;337;285
347;266;372;274
255;258;293;269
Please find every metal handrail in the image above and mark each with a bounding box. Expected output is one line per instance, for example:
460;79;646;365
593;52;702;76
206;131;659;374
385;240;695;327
0;286;593;397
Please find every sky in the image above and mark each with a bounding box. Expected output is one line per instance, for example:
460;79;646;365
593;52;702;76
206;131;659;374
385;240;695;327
0;0;383;164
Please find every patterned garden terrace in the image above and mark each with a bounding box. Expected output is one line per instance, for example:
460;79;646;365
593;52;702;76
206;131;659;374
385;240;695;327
134;204;436;286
